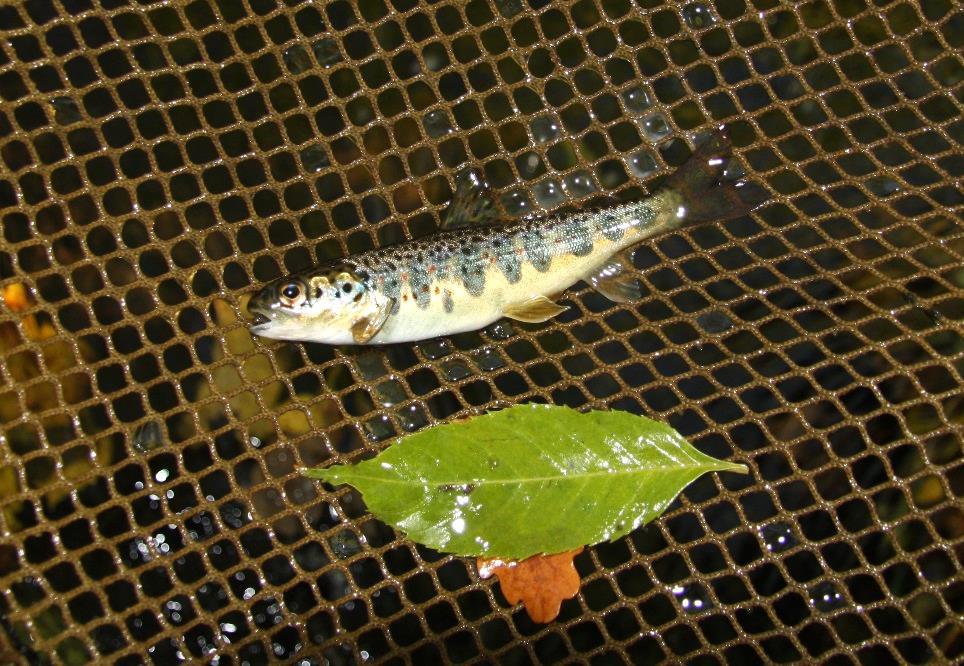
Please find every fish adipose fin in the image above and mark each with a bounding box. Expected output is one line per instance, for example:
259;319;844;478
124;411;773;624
442;171;502;230
663;129;770;225
504;296;569;323
351;298;394;343
588;253;642;304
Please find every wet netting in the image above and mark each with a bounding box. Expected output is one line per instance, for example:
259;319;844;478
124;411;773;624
0;0;961;663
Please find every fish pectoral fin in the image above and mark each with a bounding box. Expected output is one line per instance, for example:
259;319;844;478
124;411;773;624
351;298;394;344
441;171;503;230
503;296;569;323
588;254;643;304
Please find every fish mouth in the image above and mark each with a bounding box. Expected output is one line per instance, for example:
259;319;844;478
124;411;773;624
248;307;274;333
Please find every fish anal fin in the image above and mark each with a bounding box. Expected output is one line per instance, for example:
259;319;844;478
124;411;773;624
588;253;643;304
442;171;502;230
351;297;394;344
504;296;569;323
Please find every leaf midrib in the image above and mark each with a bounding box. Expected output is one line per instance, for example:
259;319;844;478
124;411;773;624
320;461;739;487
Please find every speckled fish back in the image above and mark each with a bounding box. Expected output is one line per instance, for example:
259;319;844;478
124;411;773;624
350;195;670;312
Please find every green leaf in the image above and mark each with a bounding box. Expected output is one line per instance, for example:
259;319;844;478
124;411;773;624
305;404;747;559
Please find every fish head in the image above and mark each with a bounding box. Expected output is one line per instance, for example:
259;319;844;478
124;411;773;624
248;265;380;344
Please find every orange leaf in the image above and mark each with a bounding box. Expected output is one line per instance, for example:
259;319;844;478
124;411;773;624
478;548;583;623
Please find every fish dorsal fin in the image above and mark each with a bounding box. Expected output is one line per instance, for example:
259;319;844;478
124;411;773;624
351;297;394;344
442;171;502;230
503;296;569;323
588;252;643;304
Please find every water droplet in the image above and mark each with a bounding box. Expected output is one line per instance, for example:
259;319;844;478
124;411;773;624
312;38;342;67
672;583;712;613
621;85;653;114
682;2;717;29
866;176;901;197
374;379;407;407
51;96;82;125
697;310;733;334
501;189;534;216
628;150;659;178
517;152;545;179
532;178;565;207
472;347;506;372
641;113;672;142
283;44;311;74
328;530;362;559
422;109;453;138
451;517;466;533
442;360;472;381
399;405;428;432
530;114;561;143
760;521;797;553
355;352;388;380
496;0;525;18
419;339;453;360
299;145;330;172
809;581;846;612
563;170;597;197
485;321;514;340
364;415;395;442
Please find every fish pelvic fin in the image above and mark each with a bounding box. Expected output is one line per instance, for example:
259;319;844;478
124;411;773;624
587;252;644;304
662;128;770;226
351;297;394;343
504;296;569;323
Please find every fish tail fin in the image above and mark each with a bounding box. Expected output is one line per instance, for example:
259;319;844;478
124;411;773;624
662;129;769;225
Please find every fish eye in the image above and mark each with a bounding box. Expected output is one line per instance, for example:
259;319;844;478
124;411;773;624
279;282;303;307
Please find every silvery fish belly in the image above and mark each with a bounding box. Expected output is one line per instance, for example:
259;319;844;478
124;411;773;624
247;131;767;345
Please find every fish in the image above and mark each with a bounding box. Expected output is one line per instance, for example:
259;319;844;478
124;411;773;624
247;130;767;345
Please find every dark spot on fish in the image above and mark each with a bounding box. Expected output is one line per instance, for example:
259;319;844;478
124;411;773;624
315;287;323;298
353;293;363;302
342;283;352;293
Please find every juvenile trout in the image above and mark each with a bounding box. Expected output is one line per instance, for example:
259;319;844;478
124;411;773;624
248;131;766;345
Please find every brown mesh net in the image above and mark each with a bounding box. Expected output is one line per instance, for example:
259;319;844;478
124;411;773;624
0;0;962;663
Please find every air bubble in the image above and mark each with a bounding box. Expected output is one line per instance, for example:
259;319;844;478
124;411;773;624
312;38;342;66
563;170;597;197
501;190;534;216
532;178;565;207
641;113;672;142
682;3;717;29
283;44;311;74
628;150;659;178
299;145;330;172
621;85;653;114
423;110;453;138
530;114;561;143
697;310;733;334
